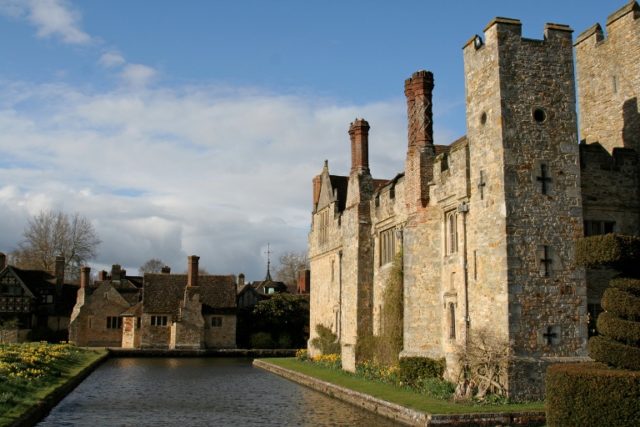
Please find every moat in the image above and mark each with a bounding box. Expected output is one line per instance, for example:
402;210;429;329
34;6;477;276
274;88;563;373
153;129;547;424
38;358;401;426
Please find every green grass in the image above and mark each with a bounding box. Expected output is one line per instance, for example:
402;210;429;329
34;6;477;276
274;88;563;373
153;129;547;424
0;344;107;426
262;358;545;415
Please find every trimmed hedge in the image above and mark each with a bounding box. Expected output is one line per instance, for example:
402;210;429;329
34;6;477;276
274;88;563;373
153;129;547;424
576;233;640;273
610;277;640;296
398;357;445;387
588;335;640;371
601;287;640;320
596;311;640;344
546;363;640;427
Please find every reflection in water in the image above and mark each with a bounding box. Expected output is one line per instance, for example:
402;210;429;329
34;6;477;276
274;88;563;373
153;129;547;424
39;358;402;427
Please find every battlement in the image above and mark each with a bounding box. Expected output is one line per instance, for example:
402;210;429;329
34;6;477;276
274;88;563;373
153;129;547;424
575;1;639;47
463;17;571;51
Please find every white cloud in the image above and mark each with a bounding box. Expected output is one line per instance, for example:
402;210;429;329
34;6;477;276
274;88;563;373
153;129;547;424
0;79;419;279
99;51;126;68
120;64;157;88
0;0;91;44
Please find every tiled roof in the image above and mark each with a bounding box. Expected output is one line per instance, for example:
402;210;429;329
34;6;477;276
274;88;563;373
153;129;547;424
143;273;237;315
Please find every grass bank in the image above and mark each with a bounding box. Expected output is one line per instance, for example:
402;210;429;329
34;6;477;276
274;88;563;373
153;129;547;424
0;343;107;426
263;358;544;415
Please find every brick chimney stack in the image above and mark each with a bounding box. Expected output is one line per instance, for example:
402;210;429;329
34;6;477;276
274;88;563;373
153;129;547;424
55;256;65;287
404;70;436;209
111;264;122;281
80;266;90;288
405;70;434;149
297;269;310;294
187;255;199;287
349;118;370;174
98;270;107;281
238;273;245;287
161;266;171;274
0;252;6;270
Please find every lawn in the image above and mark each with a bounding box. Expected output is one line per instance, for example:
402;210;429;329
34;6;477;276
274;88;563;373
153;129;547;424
0;343;107;426
263;358;545;415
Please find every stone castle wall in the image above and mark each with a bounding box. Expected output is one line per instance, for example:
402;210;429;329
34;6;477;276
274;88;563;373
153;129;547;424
371;177;406;336
308;0;639;401
575;2;640;153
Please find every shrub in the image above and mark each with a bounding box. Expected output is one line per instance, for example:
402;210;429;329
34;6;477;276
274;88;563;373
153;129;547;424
249;332;275;349
576;234;640;274
399;357;445;387
596;311;640;344
310;324;340;355
415;377;456;400
277;334;292;349
546;363;640;427
601;286;640;320
588;335;640;371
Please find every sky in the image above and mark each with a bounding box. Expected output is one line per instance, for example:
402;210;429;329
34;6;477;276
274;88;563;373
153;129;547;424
0;0;623;279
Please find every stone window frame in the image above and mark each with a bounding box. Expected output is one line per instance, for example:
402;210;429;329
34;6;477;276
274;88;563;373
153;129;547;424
448;302;456;340
444;209;458;255
318;208;329;245
379;227;396;266
106;316;122;329
584;220;615;236
150;315;168;327
211;316;223;327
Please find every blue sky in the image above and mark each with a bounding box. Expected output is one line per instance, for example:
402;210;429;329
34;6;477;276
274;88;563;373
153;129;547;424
0;0;624;279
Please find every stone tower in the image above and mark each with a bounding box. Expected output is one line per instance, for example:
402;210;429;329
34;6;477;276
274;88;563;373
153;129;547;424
575;1;640;153
463;19;587;398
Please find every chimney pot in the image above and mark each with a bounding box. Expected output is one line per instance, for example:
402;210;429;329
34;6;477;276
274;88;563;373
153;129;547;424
161;266;171;274
0;252;6;270
238;273;245;287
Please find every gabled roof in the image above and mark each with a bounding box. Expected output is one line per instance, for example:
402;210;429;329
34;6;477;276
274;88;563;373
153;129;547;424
143;273;237;315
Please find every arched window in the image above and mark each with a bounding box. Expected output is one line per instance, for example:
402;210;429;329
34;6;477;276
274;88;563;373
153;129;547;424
445;210;457;255
449;303;456;340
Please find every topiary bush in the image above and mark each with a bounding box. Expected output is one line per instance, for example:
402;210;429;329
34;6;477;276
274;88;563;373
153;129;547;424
398;357;445;387
546;363;640;427
546;234;640;426
576;233;640;274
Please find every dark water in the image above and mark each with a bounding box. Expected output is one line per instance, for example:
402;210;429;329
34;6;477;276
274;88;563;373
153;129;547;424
38;358;402;426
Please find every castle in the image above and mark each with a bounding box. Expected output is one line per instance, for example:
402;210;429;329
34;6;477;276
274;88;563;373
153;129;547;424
308;1;640;400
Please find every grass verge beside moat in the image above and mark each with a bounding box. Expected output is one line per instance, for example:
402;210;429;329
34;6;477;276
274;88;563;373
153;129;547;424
262;358;545;415
0;343;108;427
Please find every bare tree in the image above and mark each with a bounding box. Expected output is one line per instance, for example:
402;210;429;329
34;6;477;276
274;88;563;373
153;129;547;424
12;210;101;278
274;251;309;286
139;258;165;274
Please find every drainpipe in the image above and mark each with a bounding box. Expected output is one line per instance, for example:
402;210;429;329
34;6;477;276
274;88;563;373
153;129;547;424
458;201;470;347
338;250;343;341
